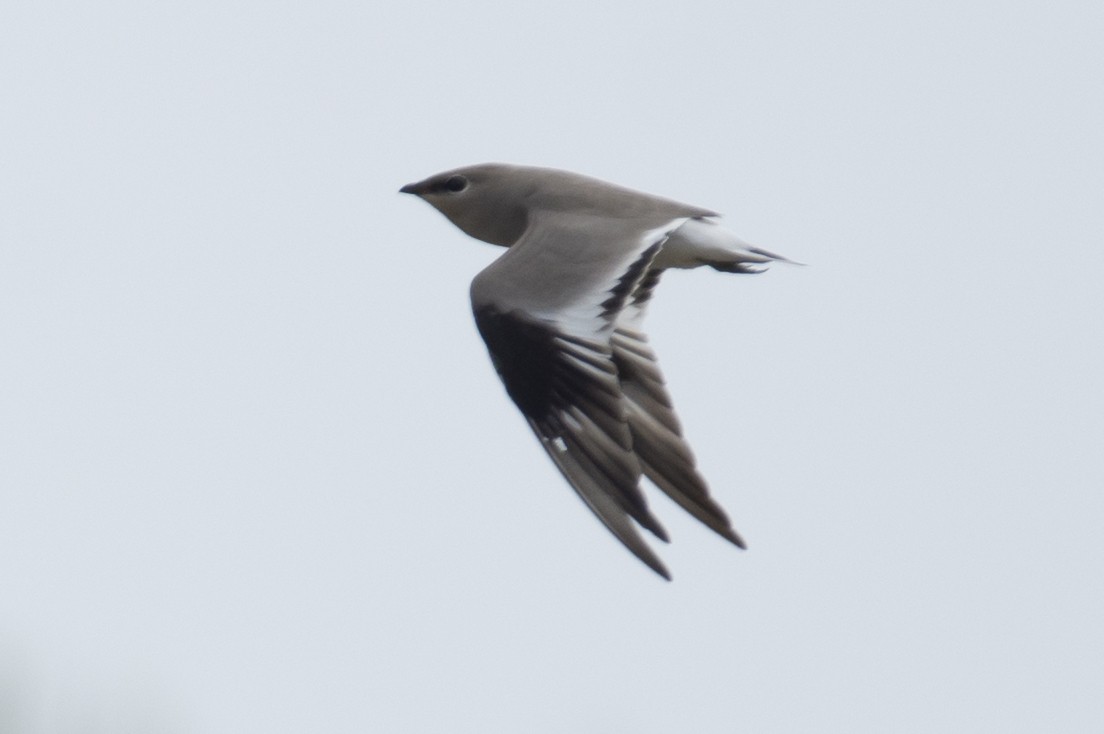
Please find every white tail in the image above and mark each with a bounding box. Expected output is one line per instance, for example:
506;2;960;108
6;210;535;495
657;217;800;273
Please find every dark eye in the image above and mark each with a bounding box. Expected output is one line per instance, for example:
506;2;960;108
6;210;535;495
444;175;468;193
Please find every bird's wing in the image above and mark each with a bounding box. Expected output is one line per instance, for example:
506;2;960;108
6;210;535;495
471;212;689;579
612;269;746;548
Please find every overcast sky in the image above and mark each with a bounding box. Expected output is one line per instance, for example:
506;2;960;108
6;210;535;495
2;1;1102;732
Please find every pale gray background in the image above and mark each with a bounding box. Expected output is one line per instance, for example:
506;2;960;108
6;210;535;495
2;1;1102;732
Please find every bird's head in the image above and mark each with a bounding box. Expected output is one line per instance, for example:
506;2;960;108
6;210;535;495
400;163;531;247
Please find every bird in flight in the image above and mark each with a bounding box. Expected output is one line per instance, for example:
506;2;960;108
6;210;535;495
400;164;793;579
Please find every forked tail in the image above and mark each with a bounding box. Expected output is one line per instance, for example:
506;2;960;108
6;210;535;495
657;216;803;273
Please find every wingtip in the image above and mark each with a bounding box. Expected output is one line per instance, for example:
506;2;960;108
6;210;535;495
627;532;674;580
649;559;673;581
647;518;672;544
714;520;747;549
616;532;673;581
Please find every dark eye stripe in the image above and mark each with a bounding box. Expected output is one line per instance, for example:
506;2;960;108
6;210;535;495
444;175;468;192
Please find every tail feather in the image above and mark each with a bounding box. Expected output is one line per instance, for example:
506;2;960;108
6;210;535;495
658;217;803;272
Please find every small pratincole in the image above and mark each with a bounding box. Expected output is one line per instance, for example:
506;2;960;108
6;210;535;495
400;163;794;579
